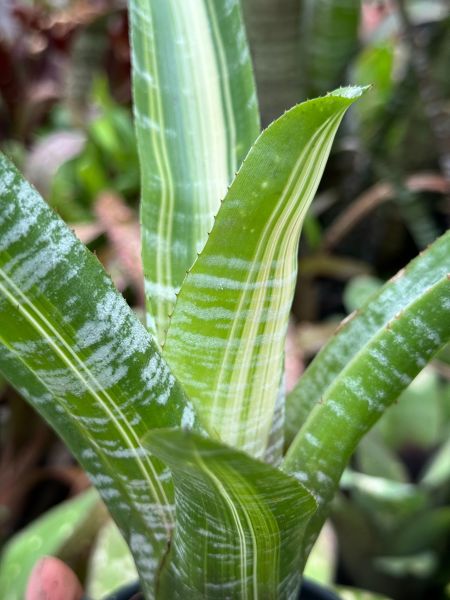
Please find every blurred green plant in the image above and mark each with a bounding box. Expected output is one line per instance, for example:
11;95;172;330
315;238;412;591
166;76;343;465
49;79;139;222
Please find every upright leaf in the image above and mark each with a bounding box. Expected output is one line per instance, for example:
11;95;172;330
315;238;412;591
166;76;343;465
145;429;316;599
130;0;260;342
283;266;450;565
164;87;366;458
285;231;450;443
0;155;198;599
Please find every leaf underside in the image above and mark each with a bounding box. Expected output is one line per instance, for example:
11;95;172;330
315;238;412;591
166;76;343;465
164;87;366;459
0;155;198;599
130;0;260;342
145;429;317;600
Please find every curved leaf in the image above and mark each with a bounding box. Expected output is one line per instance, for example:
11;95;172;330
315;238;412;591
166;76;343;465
130;0;260;341
283;268;450;565
144;429;316;599
0;154;198;599
164;87;366;458
285;230;450;444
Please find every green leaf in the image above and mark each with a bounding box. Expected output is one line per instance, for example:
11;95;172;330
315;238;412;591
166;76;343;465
299;0;361;97
144;429;317;599
130;0;260;342
336;587;392;600
0;490;99;600
391;506;450;555
0;154;199;599
355;432;409;483
374;368;443;451
164;87;366;458
374;552;437;579
283;261;450;564
303;522;336;586
343;275;384;313
285;231;450;444
420;436;450;488
340;471;427;522
86;519;138;600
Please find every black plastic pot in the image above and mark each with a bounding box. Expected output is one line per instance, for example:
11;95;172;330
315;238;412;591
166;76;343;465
100;578;340;600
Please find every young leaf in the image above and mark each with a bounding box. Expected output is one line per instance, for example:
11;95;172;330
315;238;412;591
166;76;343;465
164;87;366;458
285;230;450;444
283;270;450;565
144;429;317;599
130;0;260;341
0;154;198;598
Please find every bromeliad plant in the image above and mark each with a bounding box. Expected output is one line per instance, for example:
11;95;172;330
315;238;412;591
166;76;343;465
0;1;449;598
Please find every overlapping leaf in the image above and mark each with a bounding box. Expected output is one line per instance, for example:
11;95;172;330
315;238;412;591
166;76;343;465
145;429;316;599
130;0;260;341
283;252;450;564
164;87;366;459
0;155;198;599
285;230;450;443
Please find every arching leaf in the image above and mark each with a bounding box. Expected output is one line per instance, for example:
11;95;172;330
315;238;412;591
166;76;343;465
164;87;366;459
0;154;198;599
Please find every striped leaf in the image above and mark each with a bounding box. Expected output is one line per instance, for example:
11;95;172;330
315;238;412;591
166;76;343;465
0;154;199;599
130;0;260;342
283;252;450;565
285;230;450;444
164;87;366;459
144;429;317;599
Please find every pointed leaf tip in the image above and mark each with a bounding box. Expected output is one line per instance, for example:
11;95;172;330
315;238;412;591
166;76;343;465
328;85;370;99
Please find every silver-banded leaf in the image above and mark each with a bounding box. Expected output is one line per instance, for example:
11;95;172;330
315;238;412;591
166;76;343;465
164;87;365;458
283;269;450;564
0;489;99;600
130;0;260;342
144;429;317;600
299;0;361;97
0;154;198;599
285;230;450;444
